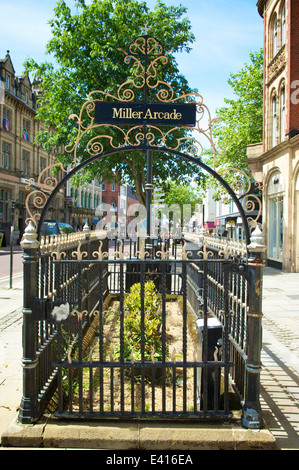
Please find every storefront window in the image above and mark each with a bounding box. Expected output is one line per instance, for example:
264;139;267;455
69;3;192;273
267;171;284;262
268;197;283;260
296;174;299;272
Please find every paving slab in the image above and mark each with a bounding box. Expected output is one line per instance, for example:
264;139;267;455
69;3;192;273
1;265;299;450
1;415;276;450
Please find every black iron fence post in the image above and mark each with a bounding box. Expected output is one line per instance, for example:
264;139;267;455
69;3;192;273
18;221;40;424
242;225;266;429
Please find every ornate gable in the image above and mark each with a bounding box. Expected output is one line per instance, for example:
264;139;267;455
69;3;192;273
0;51;15;75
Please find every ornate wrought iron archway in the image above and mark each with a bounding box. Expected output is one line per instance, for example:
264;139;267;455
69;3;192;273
19;32;265;430
32;145;253;244
24;32;262;244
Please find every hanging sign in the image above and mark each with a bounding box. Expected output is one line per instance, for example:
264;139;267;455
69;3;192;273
95;102;197;127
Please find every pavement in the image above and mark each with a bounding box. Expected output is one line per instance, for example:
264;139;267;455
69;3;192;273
0;252;299;450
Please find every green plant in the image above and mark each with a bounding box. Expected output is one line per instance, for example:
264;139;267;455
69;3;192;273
114;281;165;362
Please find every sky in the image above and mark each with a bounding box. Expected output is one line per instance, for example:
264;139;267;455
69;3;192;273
0;0;263;116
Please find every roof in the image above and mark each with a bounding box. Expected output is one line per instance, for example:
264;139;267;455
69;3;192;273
0;51;15;74
257;0;266;17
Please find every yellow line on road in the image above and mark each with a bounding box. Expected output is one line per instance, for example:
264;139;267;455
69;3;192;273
0;272;23;282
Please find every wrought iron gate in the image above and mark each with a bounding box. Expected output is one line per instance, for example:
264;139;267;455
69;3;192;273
19;225;265;428
18;32;266;429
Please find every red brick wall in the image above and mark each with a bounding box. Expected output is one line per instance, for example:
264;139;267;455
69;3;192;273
101;181;120;223
287;0;299;133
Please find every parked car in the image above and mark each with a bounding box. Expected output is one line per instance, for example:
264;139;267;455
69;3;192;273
41;220;74;236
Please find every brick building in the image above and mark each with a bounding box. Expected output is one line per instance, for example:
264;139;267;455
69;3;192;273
247;0;299;271
100;179;138;237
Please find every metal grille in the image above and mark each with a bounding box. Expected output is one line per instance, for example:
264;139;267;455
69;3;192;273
37;237;249;420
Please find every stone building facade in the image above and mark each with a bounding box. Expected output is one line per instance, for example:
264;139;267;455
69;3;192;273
0;51;64;245
65;175;102;231
247;0;299;272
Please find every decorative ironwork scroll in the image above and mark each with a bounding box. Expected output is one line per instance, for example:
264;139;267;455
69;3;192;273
64;34;223;167
219;167;263;230
25;162;67;228
24;32;262;231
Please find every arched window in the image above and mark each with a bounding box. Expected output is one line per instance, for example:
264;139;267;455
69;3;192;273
273;15;278;58
267;170;284;262
281;3;286;47
296;172;299;271
280;86;286;142
272;94;277;147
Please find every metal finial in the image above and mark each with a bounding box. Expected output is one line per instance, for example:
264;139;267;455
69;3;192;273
247;225;266;254
21;220;39;249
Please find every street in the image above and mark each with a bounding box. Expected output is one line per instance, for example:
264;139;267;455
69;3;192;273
0;249;299;449
0;247;23;289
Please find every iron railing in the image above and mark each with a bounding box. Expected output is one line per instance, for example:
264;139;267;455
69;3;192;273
19;224;265;429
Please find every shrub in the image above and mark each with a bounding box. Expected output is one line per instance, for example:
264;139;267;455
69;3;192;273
114;281;164;362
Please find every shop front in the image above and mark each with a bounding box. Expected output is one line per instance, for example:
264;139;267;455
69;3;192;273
296;172;299;272
266;170;284;269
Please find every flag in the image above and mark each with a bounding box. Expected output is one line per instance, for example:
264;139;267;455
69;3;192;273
3;117;9;132
22;128;29;141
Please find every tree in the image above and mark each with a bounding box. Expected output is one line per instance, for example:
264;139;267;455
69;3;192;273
202;48;263;196
24;0;203;205
159;179;202;234
164;179;202;212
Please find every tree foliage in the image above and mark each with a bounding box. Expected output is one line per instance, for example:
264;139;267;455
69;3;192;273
164;179;202;211
203;48;263;196
24;0;203;205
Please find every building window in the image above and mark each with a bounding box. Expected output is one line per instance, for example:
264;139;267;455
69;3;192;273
1;142;10;169
24;90;28;104
19;192;26;204
102;182;105;191
267;171;284;262
40;157;47;173
110;200;117;212
5;74;10;90
272;95;277;147
268;197;283;261
281;4;286;47
22;150;29;175
3;108;11;132
0;189;11;223
273;16;278;58
22;119;30;142
296;173;299;271
112;182;116;191
280;87;286;142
